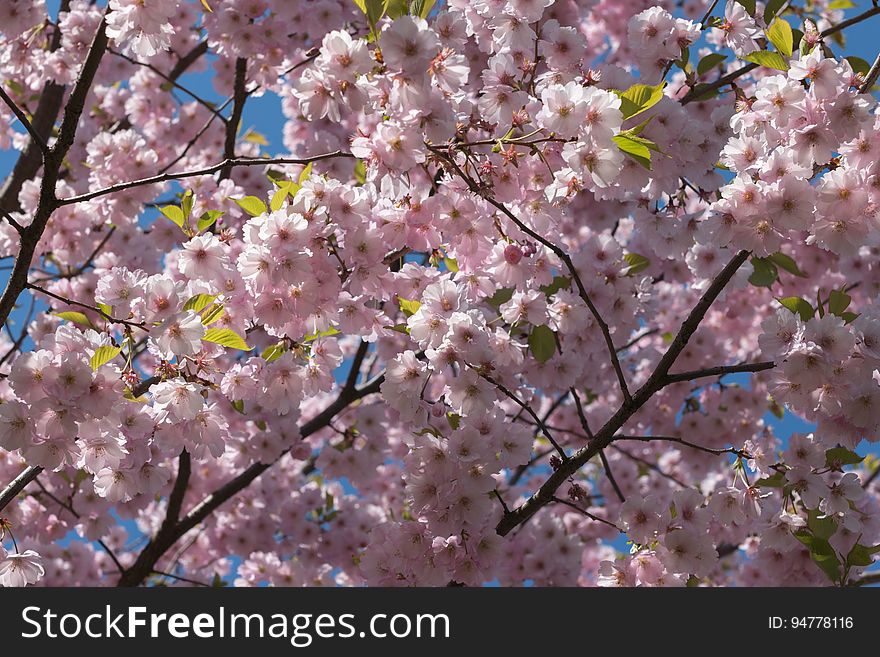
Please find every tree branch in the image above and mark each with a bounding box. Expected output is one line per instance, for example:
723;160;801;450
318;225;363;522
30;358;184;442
219;57;248;182
662;361;775;386
0;465;43;514
495;250;750;536
56;151;354;206
0;85;49;154
117;371;386;586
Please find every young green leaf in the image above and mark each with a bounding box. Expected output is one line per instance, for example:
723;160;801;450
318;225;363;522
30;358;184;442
615;82;666;120
528;324;556;363
735;0;756;14
202;328;252;351
763;0;786;23
743;50;789;72
825;447;863;468
183;293;218;313
697;53;727;76
181;189;194;221
54;311;94;328
270;187;288;212
828;289;852;317
777;296;814;321
233;195;268;217
197;210;223;233
748;257;778;288
200;303;226;325
767;18;793;58
612;134;652;169
90;345;122;371
159;205;186;229
261;341;288;363
623;253;650;276
398;297;422;317
768;252;806;277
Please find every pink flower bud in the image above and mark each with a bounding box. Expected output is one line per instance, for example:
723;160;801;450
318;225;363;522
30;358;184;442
504;244;524;265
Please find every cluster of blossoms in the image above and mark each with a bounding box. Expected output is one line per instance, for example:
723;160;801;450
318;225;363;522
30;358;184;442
0;0;878;588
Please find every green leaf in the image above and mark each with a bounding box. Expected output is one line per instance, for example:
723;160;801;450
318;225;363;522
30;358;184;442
261;341;288;363
353;159;367;185
90;345;121;370
386;322;411;334
231;399;245;414
754;472;785;488
769;396;785;419
768;252;806;278
807;509;838;541
622;253;650;276
697;53;727;76
398;297;422;317
384;0;409;18
845;543;875;568
200;303;225;325
846;56;871;77
743;51;789;72
748;257;778;288
615;82;666;120
298;161;313;184
828;0;856;8
777;296;814;322
825;447;864;468
199;0;213;12
612;134;652;169
202;328;252;351
446;412;461;431
97;303;113;316
735;0;756;14
182;293;218;313
828;289;852;317
767;18;793;58
243;130;268;146
763;0;787;23
412;0;437;18
528;324;556;363
486;287;515;308
841;311;859;324
794;530;841;583
303;327;341;342
54;311;93;328
233;195;267;217
269;187;288;212
540;276;571;297
159;205;186;229
443;256;459;272
181;189;194;221
197;210;223;233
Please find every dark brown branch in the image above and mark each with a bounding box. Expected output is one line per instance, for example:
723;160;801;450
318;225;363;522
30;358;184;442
117;372;385;586
550;496;621;531
476;369;567;461
0;0;69;216
0;12;108;331
0;85;48;154
599;450;625;503
495;250;750;536
56;151;353;206
219;57;248;182
0;465;43;513
27;282;147;329
612;445;690;488
662;361;775;386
